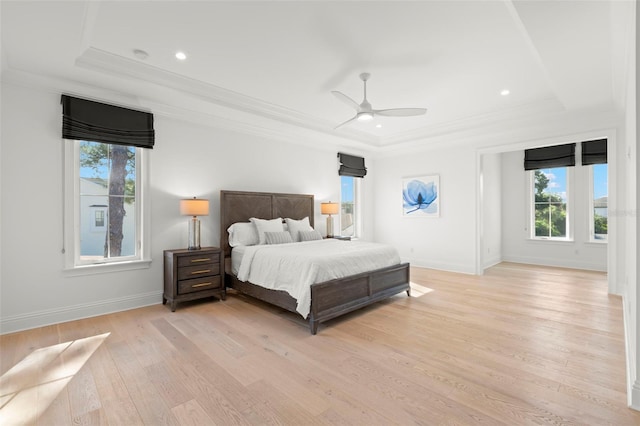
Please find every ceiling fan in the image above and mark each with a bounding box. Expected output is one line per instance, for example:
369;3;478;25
332;72;427;129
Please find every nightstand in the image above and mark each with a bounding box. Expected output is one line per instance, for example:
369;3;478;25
163;247;225;312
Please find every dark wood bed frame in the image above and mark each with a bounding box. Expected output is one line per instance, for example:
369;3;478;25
220;190;411;334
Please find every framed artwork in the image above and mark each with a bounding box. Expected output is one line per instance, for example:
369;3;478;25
402;175;440;217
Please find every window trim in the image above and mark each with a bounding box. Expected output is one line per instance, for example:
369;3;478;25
63;140;151;274
527;166;573;241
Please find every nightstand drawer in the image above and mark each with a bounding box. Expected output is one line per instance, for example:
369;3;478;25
178;275;222;294
178;252;218;267
177;263;220;280
164;247;225;312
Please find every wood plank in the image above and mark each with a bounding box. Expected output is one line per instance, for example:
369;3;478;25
0;263;637;425
171;399;215;425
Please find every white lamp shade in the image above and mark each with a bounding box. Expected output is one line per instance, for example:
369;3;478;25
321;202;339;215
180;198;209;216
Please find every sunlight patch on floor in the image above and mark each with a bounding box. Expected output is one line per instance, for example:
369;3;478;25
410;281;434;297
0;332;110;425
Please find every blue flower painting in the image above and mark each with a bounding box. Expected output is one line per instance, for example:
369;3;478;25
402;176;439;216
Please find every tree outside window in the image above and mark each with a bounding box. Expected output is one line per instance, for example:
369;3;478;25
79;141;137;260
533;168;568;238
591;163;608;241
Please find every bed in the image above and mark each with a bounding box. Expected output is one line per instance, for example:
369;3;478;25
220;190;411;334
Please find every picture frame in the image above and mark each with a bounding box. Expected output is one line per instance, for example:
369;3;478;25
402;175;440;217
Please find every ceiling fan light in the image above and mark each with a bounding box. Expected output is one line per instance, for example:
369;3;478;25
357;112;374;121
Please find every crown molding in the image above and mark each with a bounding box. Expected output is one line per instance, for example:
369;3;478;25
74;47;577;150
75;47;378;146
6;52;619;158
373;105;622;157
0;66;374;154
381;98;564;147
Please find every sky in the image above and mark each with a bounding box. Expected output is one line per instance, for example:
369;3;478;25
593;164;607;199
541;164;607;201
341;176;354;202
542;167;567;201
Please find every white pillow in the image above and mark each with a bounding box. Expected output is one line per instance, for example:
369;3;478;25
250;217;284;245
264;231;294;245
285;217;313;242
299;230;323;241
227;222;259;247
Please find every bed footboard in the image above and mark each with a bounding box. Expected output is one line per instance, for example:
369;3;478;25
308;262;411;334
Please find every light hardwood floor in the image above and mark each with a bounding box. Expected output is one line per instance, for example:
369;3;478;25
1;262;638;425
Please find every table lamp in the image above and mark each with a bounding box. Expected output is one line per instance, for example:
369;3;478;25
180;197;209;250
321;202;339;237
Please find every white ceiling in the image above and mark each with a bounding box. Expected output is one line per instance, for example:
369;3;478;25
0;1;632;148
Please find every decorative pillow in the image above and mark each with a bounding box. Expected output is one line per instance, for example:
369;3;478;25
285;217;313;242
250;217;284;245
264;231;294;245
299;230;323;242
227;222;259;247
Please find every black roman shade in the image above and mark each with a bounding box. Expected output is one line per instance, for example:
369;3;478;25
581;139;607;165
524;143;575;170
338;152;367;178
61;95;155;149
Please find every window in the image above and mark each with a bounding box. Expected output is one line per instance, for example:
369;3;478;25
89;206;107;232
531;167;569;239
62;95;153;272
94;210;105;228
590;163;608;241
340;175;359;237
65;140;149;269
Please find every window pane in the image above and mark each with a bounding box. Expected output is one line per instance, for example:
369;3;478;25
120;197;136;256
532;167;567;239
340;176;355;237
81;197;108;258
593;164;608;241
534;204;550;237
95;211;105;227
79;141;137;261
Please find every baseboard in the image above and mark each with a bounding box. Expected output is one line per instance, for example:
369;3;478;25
403;257;476;275
623;292;640;411
0;291;162;335
632;381;640;411
482;256;502;270
501;255;607;272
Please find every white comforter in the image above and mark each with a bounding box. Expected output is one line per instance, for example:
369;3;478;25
235;239;401;318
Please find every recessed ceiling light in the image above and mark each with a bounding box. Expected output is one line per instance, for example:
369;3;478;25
376;124;382;128
133;49;148;60
501;89;510;96
175;51;187;61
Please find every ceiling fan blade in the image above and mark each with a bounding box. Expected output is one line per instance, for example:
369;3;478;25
334;115;358;130
375;108;427;117
332;91;360;110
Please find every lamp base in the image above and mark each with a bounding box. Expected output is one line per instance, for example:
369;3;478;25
188;217;201;250
326;215;334;238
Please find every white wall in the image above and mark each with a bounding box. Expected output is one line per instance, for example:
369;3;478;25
0;81;374;333
628;0;639;409
373;148;477;274
481;153;502;269
500;150;608;271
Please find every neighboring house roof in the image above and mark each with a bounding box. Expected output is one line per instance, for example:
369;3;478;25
594;196;608;208
84;177;108;187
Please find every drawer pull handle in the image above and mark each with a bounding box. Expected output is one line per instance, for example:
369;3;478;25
190;258;210;263
191;269;211;275
192;282;212;288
